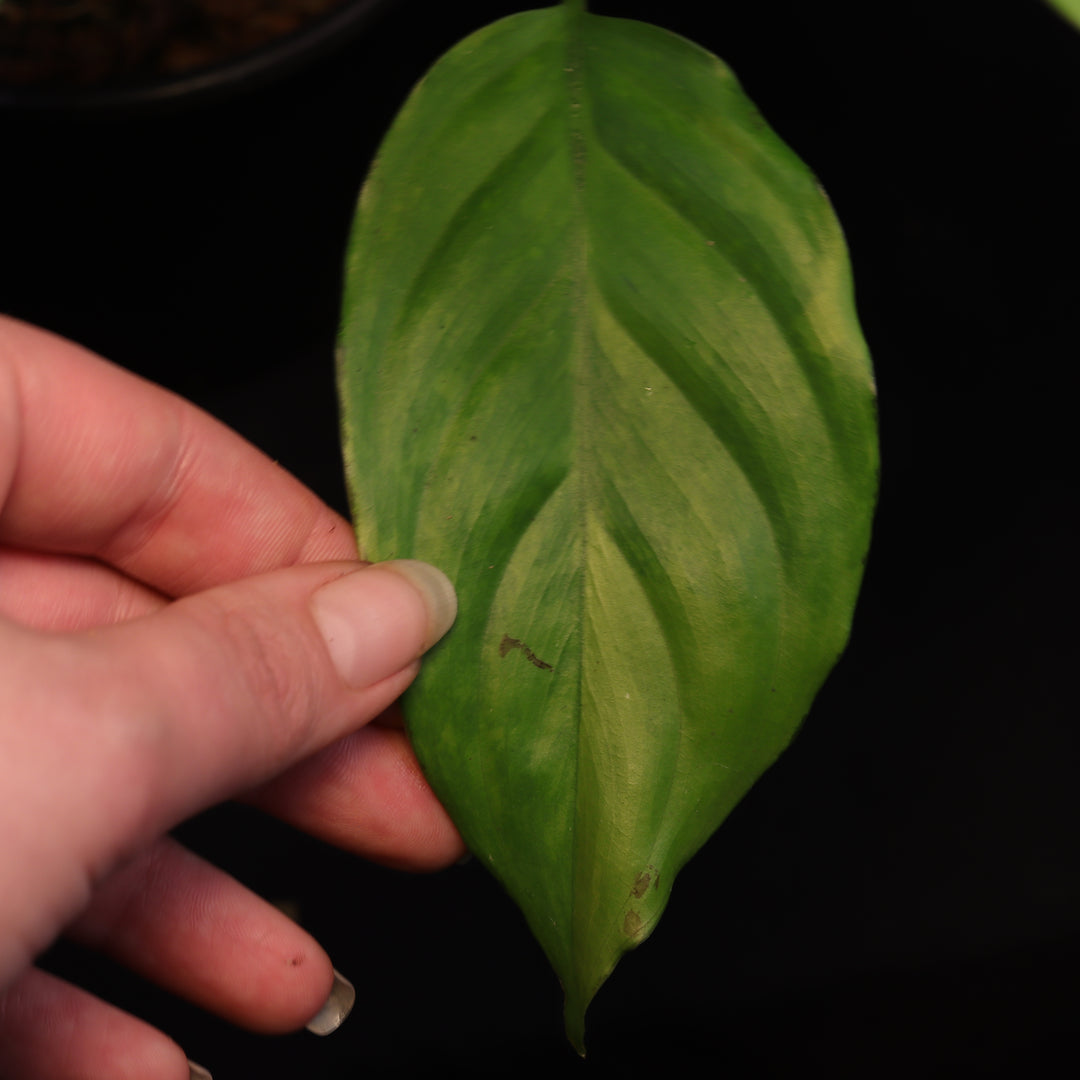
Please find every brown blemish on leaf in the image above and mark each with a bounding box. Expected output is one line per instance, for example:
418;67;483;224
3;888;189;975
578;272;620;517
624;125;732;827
499;635;552;671
623;910;643;937
631;872;651;898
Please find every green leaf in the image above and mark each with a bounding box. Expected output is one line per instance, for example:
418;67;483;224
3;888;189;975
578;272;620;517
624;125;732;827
339;0;877;1051
1048;0;1080;30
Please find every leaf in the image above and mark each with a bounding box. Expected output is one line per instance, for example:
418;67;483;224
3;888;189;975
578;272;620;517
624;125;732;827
1048;0;1080;30
338;0;877;1051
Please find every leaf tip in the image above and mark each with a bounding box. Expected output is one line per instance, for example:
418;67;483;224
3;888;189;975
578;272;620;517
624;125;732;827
564;1003;588;1058
562;971;596;1056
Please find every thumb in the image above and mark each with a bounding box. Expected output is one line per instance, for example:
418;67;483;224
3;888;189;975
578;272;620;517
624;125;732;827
0;559;455;977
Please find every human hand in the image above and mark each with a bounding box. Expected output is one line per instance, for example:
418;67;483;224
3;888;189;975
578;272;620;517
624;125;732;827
0;315;462;1080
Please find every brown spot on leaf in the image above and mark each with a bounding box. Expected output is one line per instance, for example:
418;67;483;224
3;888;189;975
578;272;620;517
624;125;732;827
623;910;644;938
631;872;651;899
499;634;552;671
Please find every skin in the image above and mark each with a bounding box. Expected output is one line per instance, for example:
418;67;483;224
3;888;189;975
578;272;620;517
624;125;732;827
0;315;465;1080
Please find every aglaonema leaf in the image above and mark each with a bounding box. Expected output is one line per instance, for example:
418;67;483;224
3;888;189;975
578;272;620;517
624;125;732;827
338;0;877;1051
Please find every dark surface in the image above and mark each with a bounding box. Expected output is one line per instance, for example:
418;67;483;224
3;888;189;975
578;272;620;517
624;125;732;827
2;1;1077;1076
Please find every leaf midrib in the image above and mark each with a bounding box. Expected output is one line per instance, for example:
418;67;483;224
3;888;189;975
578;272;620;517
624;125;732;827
562;5;682;1023
563;0;591;1014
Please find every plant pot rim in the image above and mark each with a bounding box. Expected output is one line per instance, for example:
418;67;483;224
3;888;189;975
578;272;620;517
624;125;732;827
0;0;397;113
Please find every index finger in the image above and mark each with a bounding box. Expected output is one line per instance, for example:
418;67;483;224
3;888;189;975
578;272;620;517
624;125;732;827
0;315;356;597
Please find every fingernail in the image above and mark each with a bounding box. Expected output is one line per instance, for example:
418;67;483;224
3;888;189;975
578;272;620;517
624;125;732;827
379;559;458;651
311;561;456;688
306;969;356;1036
188;1062;213;1080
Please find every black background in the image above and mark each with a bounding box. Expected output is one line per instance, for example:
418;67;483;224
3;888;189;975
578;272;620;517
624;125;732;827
2;1;1077;1076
